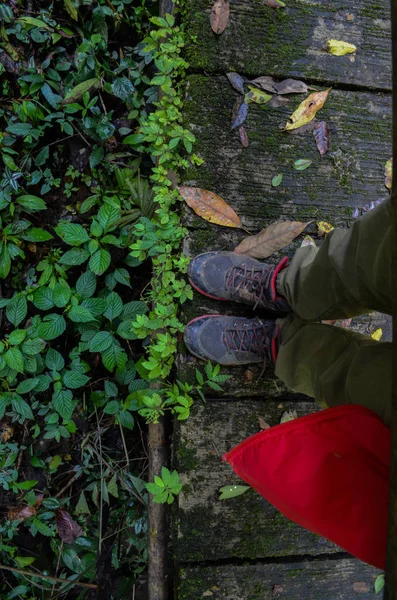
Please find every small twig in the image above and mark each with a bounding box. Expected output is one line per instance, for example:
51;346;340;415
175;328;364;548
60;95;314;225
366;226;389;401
50;541;63;597
71;123;92;149
98;91;107;116
119;422;130;468
55;474;78;499
0;564;97;589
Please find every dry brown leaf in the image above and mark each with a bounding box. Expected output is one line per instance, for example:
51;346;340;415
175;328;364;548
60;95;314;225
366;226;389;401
248;75;277;93
179;186;242;228
210;0;230;34
273;585;284;594
56;509;83;544
267;95;291;108
0;422;14;442
258;417;271;430
234;221;309;259
273;78;308;95
385;158;392;190
239;126;249;147
285;89;331;131
352;582;370;593
314;121;330;156
287;120;318;135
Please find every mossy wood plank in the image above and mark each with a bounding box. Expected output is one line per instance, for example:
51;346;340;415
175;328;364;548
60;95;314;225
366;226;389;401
178;559;381;600
182;75;391;229
174;399;343;561
184;0;391;90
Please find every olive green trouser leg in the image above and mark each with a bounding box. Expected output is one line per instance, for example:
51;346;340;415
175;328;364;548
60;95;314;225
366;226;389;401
275;198;392;426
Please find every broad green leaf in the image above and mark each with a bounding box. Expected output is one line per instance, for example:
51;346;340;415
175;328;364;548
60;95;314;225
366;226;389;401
90;146;104;170
6;294;27;327
5;347;24;372
113;268;131;287
375;574;385;594
41;82;62;109
59;248;90;265
0;246;11;279
18;16;53;31
17;195;46;211
103;292;123;320
11;395;33;419
14;557;35;569
122;301;148;319
64;0;78;21
118;410;134;430
294;159;312;171
21;338;46;356
33;287;54;310
24;355;37;374
8;329;27;345
46;349;65;371
63;370;90;389
102;342;127;372
68;305;95;323
22;228;53;242
52;388;73;420
32;518;55;537
35;374;52;392
103;400;120;415
35;146;49;167
63;77;100;105
89;249;111;275
97;204;119;233
55;223;90;246
76;271;96;298
218;484;250;500
75;491;91;515
16;479;38;490
16;378;40;394
89;331;113;352
53;281;71;308
112;77;135;101
117;320;138;341
37;314;66;340
81;297;105;317
6;122;32;137
107;474;119;498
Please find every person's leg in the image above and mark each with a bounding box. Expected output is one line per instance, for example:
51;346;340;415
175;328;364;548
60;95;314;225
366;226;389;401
276;315;392;426
277;197;391;320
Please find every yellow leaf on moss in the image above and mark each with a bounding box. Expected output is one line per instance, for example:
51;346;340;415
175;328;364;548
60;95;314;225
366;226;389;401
326;39;357;56
244;86;273;105
285;89;331;131
317;221;334;235
371;328;382;341
385;158;392;190
178;186;242;228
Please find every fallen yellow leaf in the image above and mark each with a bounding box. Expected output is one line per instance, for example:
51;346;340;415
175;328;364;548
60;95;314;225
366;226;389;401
317;221;334;235
372;328;382;341
285;89;331;131
385;158;392;190
244;86;273;105
235;221;309;258
178;186;242;228
326;39;357;56
301;235;316;248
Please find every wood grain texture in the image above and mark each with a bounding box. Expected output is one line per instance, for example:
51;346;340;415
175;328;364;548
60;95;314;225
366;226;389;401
174;399;342;561
184;0;391;90
182;75;391;229
178;559;381;599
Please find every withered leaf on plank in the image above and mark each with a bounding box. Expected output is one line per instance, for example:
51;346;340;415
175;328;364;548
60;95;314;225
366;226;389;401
235;221;310;258
56;509;83;544
231;101;248;129
285;89;331;131
239;126;249;147
179;186;242;228
273;78;308;95
313;121;330;156
210;0;230;34
248;75;277;93
226;72;245;94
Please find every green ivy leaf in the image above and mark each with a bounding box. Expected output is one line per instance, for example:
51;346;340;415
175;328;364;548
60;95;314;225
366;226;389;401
76;271;97;298
68;305;95;323
117;320;138;340
55;223;90;246
6;294;27;327
102;341;127;372
22;228;53;242
8;329;27;345
53;281;71;308
32;518;55;537
52;388;73;420
21;338;46;355
16;378;40;394
96;204;119;233
63;370;90;389
81;298;106;317
33;287;54;310
37;314;67;340
11;395;34;419
122;301;148;319
89;249;111;275
103;292;123;320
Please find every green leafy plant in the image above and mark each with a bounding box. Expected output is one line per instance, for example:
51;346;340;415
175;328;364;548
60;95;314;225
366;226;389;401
145;467;182;504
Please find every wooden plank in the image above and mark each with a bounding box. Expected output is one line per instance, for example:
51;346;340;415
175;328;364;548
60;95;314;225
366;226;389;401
178;559;381;600
182;75;391;229
184;0;391;91
174;399;344;561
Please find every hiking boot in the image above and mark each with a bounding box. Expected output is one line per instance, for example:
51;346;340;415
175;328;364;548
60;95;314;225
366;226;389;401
184;314;279;366
188;252;291;314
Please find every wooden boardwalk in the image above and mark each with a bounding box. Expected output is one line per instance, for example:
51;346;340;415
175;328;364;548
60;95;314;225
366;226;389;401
175;1;392;597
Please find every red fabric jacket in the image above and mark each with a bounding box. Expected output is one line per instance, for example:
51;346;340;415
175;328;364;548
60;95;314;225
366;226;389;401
224;404;390;569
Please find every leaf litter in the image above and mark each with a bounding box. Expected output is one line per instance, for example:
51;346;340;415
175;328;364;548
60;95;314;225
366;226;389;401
272;173;283;187
294;159;312;171
179;186;242;228
385;158;392;190
326;39;357;56
218;484;250;500
245;86;272;105
314;121;330;156
231;98;248;129
235;220;310;259
285;89;331;131
239;126;249;147
210;0;230;34
226;72;245;94
273;78;308;95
